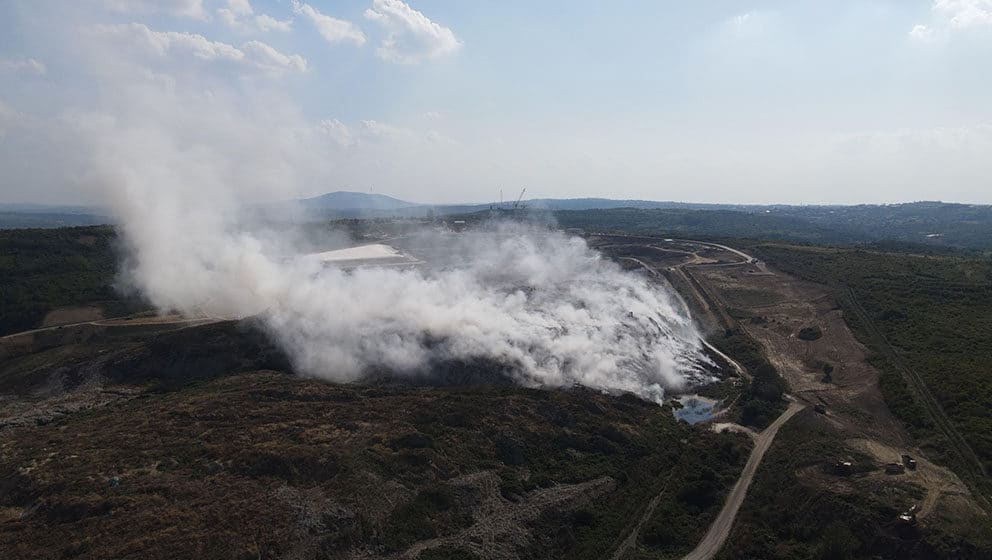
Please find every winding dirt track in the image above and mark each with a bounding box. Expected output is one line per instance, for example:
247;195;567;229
0;315;221;340
611;238;803;560
681;401;805;560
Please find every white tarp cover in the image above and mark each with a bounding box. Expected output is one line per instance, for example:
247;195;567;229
308;244;402;262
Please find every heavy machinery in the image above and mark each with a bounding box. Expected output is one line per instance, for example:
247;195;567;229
513;187;527;209
902;454;918;470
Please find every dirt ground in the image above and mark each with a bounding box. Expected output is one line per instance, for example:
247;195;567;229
590;234;988;533
695;265;909;444
41;306;104;327
847;438;980;520
693;253;988;527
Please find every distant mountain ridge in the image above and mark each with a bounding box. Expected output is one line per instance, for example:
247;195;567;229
3;194;992;250
0;203;111;229
297;191;420;211
296;192;749;214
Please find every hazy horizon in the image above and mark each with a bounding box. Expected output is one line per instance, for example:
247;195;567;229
2;1;992;207
2;189;990;210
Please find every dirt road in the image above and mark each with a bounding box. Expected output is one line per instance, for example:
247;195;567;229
608;402;802;560
672;239;756;263
681;401;804;560
0;314;221;340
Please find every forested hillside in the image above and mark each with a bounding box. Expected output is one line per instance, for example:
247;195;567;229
0;226;129;335
750;244;992;486
553;202;992;251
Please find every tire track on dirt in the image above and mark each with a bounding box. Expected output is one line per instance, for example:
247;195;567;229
680;401;804;560
840;288;990;509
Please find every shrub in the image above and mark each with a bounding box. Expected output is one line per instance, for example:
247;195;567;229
390;433;435;450
798;326;823;341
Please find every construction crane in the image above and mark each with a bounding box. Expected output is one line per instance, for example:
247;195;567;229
513;187;527;209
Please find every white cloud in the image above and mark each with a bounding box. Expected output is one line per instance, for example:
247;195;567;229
364;0;461;64
936;0;992;28
910;0;992;40
318;117;457;148
241;40;306;72
217;0;292;33
292;1;366;46
254;14;293;32
362;118;414;139
93;23;306;73
909;24;936;41
222;0;252;17
0;56;47;76
317;118;354;147
101;0;207;20
425;129;458;145
715;10;779;42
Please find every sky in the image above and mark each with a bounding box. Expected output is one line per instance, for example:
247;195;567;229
1;0;991;206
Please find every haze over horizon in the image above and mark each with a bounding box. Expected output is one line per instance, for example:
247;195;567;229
2;0;992;206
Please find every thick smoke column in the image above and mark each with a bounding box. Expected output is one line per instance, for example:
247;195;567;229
113;193;712;402
84;90;712;404
263;225;713;401
33;11;713;402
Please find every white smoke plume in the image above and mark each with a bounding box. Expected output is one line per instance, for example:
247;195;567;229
3;6;714;402
117;214;713;401
80;90;714;400
259;226;713;400
100;136;714;401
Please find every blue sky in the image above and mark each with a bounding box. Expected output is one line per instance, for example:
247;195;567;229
1;0;991;205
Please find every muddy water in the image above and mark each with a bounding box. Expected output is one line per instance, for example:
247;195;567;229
673;395;718;424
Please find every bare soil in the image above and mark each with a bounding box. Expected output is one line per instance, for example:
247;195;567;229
41;306;104;327
590;235;989;555
694;264;910;445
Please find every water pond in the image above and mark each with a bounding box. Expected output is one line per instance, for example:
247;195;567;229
672;395;718;425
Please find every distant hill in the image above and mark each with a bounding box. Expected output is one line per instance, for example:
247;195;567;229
0;203;111;229
3;194;991;251
298;191;419;212
526;198;730;211
551;202;992;251
0;212;111;229
297;194;743;216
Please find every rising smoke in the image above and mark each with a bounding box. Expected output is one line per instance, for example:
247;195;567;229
113;190;714;402
8;7;714;402
91;102;714;401
261;225;714;401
